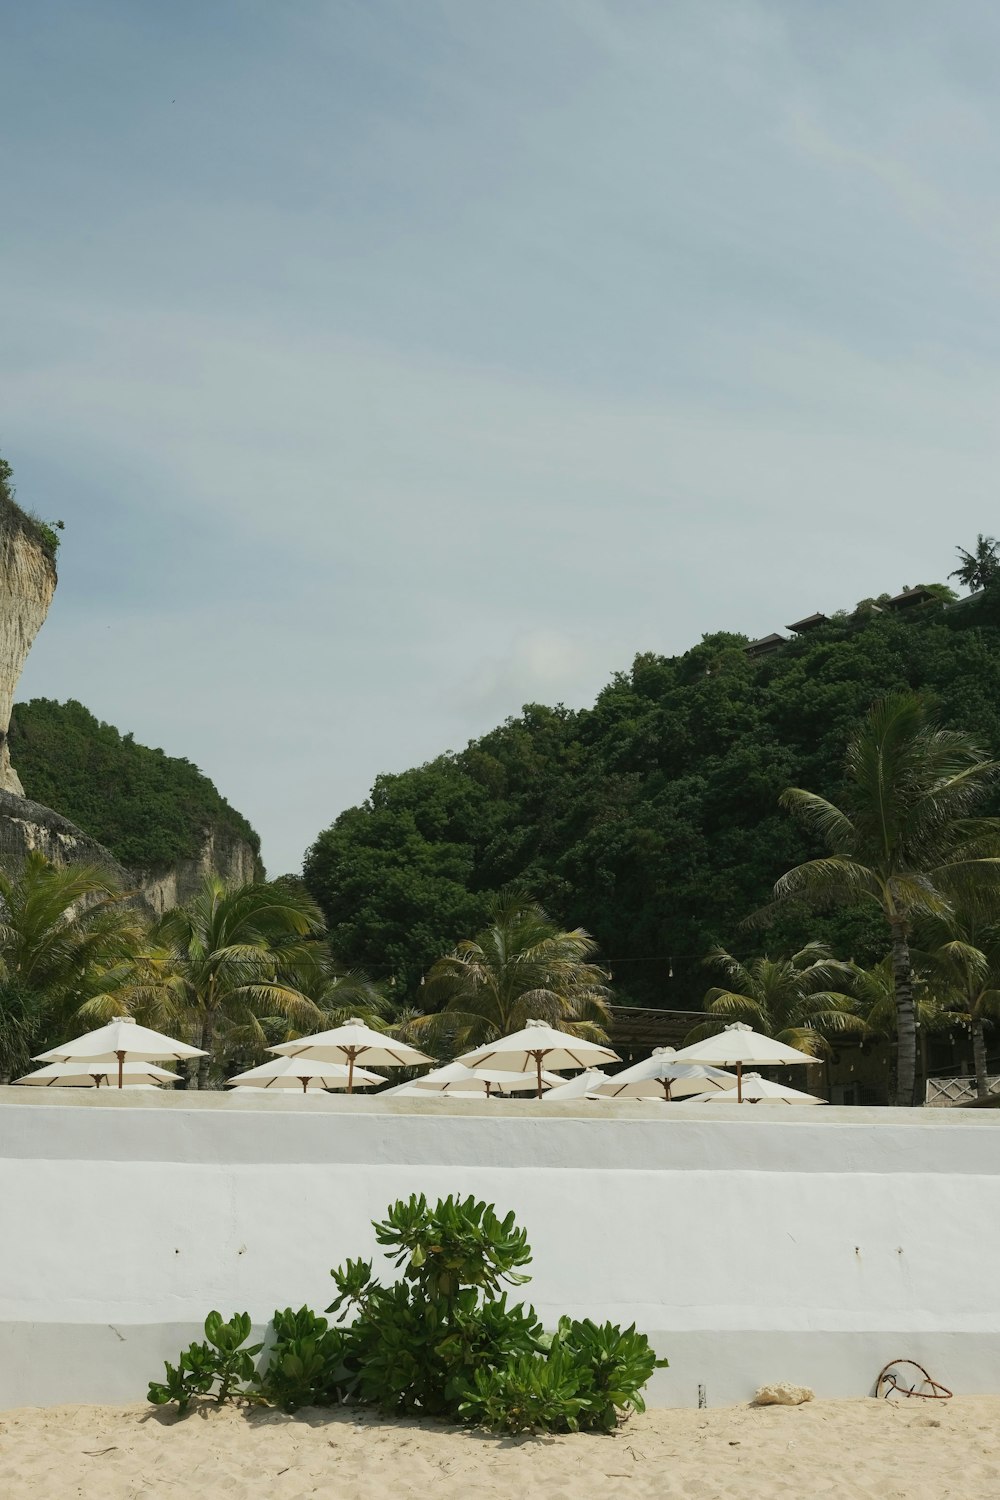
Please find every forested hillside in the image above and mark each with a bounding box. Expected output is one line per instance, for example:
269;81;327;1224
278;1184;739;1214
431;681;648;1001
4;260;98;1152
304;582;1000;1009
8;698;261;873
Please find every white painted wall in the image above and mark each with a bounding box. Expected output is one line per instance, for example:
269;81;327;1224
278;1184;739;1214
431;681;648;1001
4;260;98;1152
1;1089;998;1410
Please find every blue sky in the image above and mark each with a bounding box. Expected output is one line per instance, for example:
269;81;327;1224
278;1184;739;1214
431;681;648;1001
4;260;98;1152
3;1;1000;873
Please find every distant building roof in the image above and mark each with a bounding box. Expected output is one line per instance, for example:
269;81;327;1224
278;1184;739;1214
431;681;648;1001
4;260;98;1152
608;1007;701;1053
887;586;938;610
744;633;786;658
786;612;829;633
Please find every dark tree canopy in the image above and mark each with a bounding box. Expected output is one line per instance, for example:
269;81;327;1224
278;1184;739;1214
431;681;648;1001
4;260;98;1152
9;698;261;873
304;583;1000;1010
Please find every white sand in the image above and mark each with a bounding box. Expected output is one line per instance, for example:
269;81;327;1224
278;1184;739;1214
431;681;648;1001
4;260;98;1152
1;1395;997;1499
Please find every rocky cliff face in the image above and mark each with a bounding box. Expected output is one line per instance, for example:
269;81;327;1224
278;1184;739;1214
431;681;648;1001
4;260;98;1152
0;788;133;887
0;481;262;907
0;791;262;912
0;510;57;795
138;827;263;916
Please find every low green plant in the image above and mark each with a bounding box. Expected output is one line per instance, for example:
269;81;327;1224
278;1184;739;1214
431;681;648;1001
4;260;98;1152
457;1347;594;1432
148;1196;666;1431
255;1306;349;1412
147;1311;262;1412
456;1320;661;1433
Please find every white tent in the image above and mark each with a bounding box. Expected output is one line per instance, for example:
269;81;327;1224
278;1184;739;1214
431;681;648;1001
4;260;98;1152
34;1016;206;1087
595;1047;735;1101
15;1060;181;1088
226;1056;382;1092
457;1019;620;1098
671;1023;817;1102
270;1018;432;1092
684;1073;825;1105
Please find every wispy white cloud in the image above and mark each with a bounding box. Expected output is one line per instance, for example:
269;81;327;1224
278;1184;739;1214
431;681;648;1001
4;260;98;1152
4;1;1000;870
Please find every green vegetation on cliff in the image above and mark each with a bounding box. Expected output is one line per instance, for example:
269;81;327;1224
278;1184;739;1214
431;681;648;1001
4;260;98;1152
0;455;63;559
304;581;1000;1009
8;698;261;873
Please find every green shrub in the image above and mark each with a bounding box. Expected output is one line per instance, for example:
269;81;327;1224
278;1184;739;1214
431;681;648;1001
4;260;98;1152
147;1311;262;1412
148;1196;667;1431
255;1306;349;1412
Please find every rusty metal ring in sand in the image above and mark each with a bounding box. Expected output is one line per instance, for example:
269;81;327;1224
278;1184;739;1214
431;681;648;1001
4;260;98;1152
876;1360;953;1401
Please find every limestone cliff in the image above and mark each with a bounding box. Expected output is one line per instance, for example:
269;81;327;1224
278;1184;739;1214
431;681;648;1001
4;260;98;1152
0;788;133;887
0;462;262;907
138;827;262;916
0;502;57;795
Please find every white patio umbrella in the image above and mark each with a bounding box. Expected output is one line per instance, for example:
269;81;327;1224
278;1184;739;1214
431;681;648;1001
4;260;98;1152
457;1019;620;1099
34;1016;206;1088
543;1068;616;1101
595;1047;736;1102
15;1060;181;1088
671;1022;816;1103
684;1073;826;1105
227;1056;383;1093
407;1061;563;1095
269;1018;432;1092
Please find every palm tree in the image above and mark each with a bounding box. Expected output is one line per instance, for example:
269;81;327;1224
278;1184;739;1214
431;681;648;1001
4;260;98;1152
151;876;327;1088
921;913;1000;1100
0;852;149;1079
950;535;1000;593
408;891;611;1055
772;693;1000;1105
686;943;862;1056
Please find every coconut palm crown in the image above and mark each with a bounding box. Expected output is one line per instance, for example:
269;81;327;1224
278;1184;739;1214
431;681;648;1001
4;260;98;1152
408;891;611;1056
0;852;148;1079
921;910;1000;1101
771;692;1000;1104
147;875;327;1087
685;943;862;1057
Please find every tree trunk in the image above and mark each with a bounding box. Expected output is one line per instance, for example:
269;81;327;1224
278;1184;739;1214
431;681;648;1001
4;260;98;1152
198;1016;214;1090
973;1017;990;1101
187;1017;214;1090
891;922;918;1107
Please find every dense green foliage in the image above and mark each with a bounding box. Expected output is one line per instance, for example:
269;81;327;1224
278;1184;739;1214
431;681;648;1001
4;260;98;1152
304;584;1000;1009
148;1195;665;1431
0;852;151;1079
773;690;1000;1103
9;699;261;872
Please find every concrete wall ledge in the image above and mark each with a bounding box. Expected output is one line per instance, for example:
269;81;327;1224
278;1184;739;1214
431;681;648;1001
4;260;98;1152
2;1091;997;1409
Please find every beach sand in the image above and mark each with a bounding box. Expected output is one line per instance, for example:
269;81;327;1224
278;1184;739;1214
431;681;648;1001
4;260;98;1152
1;1394;997;1499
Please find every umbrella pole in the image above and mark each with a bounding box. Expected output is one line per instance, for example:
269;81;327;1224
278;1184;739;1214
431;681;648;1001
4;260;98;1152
737;1060;742;1103
663;1081;672;1101
535;1052;543;1100
116;1050;125;1089
301;1078;308;1093
347;1051;355;1094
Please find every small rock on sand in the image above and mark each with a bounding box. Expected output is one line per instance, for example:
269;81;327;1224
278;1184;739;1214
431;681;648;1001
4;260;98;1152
752;1383;815;1406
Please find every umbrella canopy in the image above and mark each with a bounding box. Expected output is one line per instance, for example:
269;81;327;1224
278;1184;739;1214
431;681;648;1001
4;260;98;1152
543;1068;616;1101
227;1056;383;1093
408;1062;563;1095
457;1019;619;1098
270;1018;432;1091
15;1060;181;1088
671;1023;817;1102
384;1085;494;1100
684;1073;826;1105
595;1047;736;1101
34;1016;206;1087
